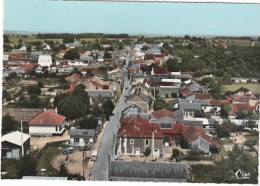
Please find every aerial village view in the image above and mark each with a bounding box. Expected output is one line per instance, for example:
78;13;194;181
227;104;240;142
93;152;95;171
0;0;259;184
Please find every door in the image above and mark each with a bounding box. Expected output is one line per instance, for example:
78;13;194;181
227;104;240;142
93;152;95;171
135;148;140;155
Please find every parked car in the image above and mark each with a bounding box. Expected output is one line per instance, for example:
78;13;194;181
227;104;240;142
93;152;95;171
91;150;98;161
63;147;74;155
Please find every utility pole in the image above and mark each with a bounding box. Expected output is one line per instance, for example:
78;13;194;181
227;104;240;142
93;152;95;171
21;121;24;157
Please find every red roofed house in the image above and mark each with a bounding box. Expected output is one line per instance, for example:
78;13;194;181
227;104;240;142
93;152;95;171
117;118;163;157
151;67;169;76
28;109;66;136
195;93;212;100
182;125;220;153
65;73;80;83
151;109;177;128
229;103;256;118
179;88;194;100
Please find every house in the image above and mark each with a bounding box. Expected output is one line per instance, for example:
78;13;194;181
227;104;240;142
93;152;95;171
1;131;30;159
109;161;188;182
69;129;95;146
195;93;213;100
151;109;177;128
225;94;258;106
86;90;113;99
28;109;66;136
229;103;256;118
182;125;220;153
117;118;163;157
182;81;203;93
178;100;205;117
131;83;151;97
179;88;194;100
151;67;170;77
58;65;75;74
125;92;151;113
38;54;52;68
65;73;80;83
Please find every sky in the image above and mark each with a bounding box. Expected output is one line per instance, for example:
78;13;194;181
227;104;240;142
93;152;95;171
2;0;260;36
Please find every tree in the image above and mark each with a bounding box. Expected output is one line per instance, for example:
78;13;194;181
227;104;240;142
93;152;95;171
236;109;254;119
143;147;151;157
171;149;180;159
220;103;231;119
58;97;88;120
26;45;31;52
63;35;74;44
4;35;9;43
37;81;44;88
58;163;69;177
103;52;112;58
71;84;90;106
214;145;258;184
16;155;37;178
102;99;115;120
2;114;20;135
77;116;98;129
153;98;173;111
63;49;80;60
27;85;41;95
171;92;177;98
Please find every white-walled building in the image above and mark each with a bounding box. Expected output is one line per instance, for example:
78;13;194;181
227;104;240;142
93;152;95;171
38;54;52;68
28;110;66;136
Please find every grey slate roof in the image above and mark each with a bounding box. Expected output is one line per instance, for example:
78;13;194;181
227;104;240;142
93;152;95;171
180;120;203;128
122;112;151;119
132;71;144;77
179;102;202;110
69;129;95;138
109;161;188;182
86;90;113;98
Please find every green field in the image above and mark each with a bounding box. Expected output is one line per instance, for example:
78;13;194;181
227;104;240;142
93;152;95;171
222;84;260;95
190;164;217;183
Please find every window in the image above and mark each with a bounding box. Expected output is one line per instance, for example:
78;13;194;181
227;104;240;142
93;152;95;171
74;138;80;143
145;139;149;146
130;139;134;144
56;126;58;132
160;123;172;129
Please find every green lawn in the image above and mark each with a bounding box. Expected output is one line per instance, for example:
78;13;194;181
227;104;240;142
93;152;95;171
190;164;217;183
8;36;63;43
35;142;63;176
222;84;260;95
1;158;20;179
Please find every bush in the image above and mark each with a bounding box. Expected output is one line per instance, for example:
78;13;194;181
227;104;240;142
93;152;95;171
171;92;177;98
143;147;151;157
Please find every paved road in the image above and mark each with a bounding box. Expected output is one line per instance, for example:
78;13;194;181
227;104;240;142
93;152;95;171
89;52;131;181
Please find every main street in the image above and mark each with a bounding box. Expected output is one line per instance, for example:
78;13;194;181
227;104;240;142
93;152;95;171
89;52;131;181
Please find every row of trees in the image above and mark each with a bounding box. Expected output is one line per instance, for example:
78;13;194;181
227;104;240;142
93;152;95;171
36;33;129;39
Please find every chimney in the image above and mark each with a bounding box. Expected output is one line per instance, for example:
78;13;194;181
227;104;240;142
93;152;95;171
55;107;58;114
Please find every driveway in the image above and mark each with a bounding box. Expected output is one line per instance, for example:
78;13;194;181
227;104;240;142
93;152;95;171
30;130;70;149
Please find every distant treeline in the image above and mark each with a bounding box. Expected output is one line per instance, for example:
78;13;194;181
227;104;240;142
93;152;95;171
214;36;253;40
36;33;130;39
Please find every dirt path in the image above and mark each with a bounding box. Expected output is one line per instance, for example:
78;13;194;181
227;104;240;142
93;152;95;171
30;130;70;150
50;121;109;180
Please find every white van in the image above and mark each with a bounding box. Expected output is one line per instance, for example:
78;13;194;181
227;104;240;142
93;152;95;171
91;151;98;161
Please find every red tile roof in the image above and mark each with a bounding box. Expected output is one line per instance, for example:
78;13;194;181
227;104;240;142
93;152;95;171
65;73;80;80
152;109;176;119
210;100;222;106
28;110;66;126
182;125;219;147
118;118;163;138
225;94;256;102
20;63;38;70
160;123;188;135
90;80;109;89
179;88;194;97
144;53;167;60
195;93;213;100
230;103;255;116
153;67;169;75
221;100;231;104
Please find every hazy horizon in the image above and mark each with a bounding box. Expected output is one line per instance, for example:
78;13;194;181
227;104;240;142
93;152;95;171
3;1;260;36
